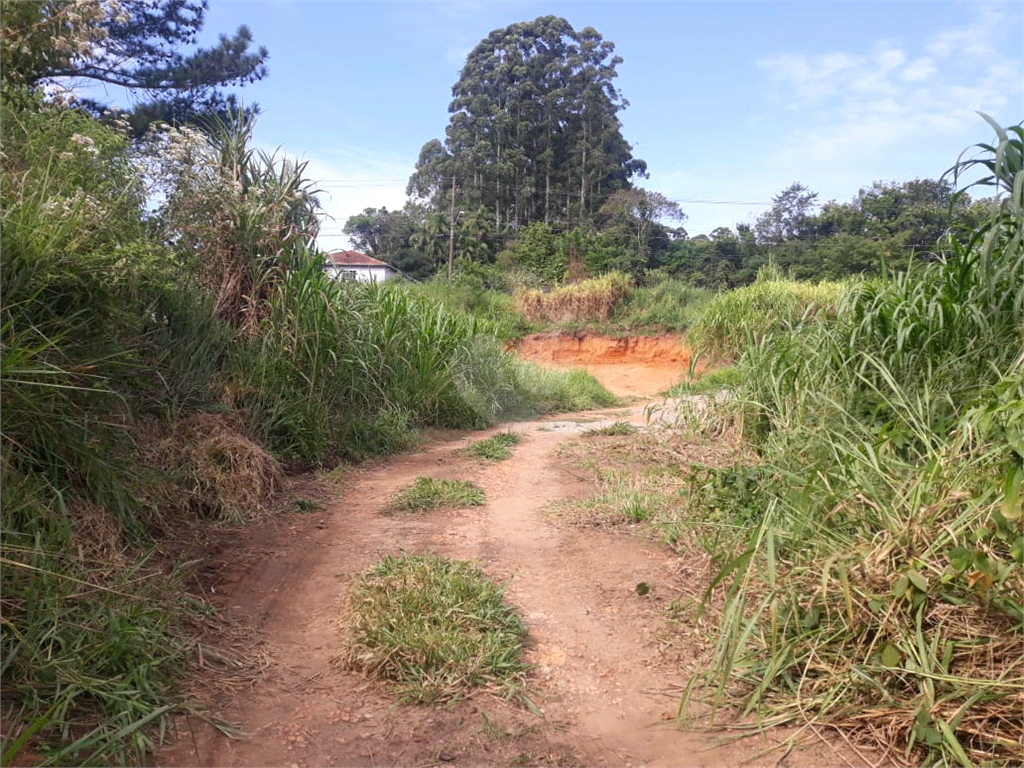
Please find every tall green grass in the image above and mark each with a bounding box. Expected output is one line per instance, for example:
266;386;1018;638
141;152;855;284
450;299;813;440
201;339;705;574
687;268;847;358
678;119;1023;767
409;268;537;340
610;279;714;332
230;261;617;467
1;97;204;766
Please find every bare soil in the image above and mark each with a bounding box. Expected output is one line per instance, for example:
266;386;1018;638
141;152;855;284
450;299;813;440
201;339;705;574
513;333;706;398
158;334;868;768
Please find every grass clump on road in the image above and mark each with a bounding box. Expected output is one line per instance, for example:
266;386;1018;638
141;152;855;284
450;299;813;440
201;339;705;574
465;431;523;461
340;553;528;703
390;477;486;511
582;421;636;437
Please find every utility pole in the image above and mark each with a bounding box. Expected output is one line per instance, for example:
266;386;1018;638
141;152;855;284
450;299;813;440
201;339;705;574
448;175;457;281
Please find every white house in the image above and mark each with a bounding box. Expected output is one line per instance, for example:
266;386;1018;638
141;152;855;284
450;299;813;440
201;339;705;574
324;250;398;283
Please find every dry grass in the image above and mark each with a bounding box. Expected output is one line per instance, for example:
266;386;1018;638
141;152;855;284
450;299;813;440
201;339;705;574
515;272;632;324
549;424;743;535
159;413;284;525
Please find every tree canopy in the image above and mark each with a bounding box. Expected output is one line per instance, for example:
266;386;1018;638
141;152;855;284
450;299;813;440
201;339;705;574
0;0;268;134
407;16;646;232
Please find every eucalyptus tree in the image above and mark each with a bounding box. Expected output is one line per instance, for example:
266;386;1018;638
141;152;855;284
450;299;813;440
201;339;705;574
408;16;646;231
598;188;685;273
754;183;820;246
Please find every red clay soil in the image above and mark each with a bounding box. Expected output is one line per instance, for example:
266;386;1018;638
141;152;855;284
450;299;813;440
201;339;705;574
513;333;705;398
156;337;871;768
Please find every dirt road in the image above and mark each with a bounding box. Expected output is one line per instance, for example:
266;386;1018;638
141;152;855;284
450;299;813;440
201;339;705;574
159;337;863;768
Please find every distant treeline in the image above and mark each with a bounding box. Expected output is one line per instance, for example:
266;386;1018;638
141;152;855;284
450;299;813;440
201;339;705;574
347;176;989;286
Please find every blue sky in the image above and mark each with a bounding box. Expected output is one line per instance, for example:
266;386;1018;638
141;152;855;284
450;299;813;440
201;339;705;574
93;1;1024;251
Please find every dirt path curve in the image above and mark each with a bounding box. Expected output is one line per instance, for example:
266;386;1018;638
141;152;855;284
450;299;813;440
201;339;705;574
159;344;863;768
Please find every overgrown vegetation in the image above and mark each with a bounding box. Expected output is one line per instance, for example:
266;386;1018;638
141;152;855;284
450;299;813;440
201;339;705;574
465;432;523;461
339;553;528;703
667;365;743;397
686;263;847;358
0;20;615;762
673;118;1023;767
390;477;487;512
608;280;713;333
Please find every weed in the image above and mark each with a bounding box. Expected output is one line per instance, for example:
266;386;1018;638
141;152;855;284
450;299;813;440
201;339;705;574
465;431;523;461
609;280;714;333
390;477;486;512
339;553;528;703
667;366;743;396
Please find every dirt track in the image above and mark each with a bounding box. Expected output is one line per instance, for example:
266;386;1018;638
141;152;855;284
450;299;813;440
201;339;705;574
159;336;864;768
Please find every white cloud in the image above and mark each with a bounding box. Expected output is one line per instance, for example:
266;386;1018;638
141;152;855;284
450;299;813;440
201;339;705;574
901;57;936;82
754;5;1017;178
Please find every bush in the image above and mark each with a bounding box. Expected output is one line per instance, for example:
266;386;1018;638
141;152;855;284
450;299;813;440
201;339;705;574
516;271;633;324
611;279;714;332
687;274;846;358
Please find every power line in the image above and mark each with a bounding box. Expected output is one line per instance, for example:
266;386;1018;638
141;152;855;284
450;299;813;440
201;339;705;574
313;182;771;206
669;198;770;206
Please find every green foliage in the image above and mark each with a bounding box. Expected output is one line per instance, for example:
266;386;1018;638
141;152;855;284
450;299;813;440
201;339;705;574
2;0;270;135
340;553;528;703
411;267;537;340
687;275;846;359
465;431;523;461
666;365;743;396
663;177;983;288
0;486;192;766
509;363;619;413
408;16;645;228
390;477;487;511
680;119;1024;767
609;279;713;333
510;222;566;282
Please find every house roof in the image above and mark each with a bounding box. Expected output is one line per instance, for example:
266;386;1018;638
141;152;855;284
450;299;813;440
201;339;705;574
325;250;392;268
